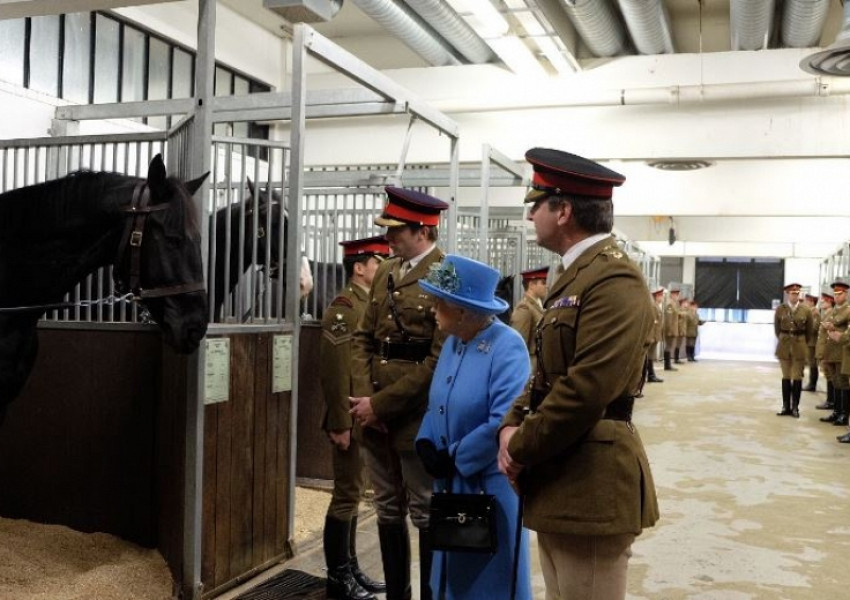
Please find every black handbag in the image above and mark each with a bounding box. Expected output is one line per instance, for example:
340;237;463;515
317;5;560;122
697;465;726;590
429;478;497;554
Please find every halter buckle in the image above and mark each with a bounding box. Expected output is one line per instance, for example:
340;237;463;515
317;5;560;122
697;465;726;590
130;231;143;247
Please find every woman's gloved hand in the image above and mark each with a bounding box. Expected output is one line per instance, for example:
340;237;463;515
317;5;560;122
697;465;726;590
415;438;455;479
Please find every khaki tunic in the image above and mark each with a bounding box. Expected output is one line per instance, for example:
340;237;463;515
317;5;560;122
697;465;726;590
652;302;664;344
510;294;545;374
684;310;703;338
501;237;659;537
822;302;850;363
774;302;812;361
320;283;368;434
815;307;832;360
663;299;679;338
351;247;446;450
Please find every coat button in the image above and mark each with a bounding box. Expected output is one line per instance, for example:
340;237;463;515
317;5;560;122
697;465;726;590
551;317;556;323
417;305;423;311
438;406;445;414
380;360;388;365
446;376;452;384
394;291;401;297
440;436;447;444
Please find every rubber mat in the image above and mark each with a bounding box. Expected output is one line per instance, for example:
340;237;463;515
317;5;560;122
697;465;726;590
234;569;326;600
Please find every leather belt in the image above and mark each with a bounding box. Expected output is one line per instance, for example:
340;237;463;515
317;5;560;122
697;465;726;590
378;339;431;363
780;331;805;336
602;396;634;422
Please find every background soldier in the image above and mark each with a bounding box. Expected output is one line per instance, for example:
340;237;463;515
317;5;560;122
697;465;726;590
646;287;665;383
676;298;689;364
684;300;705;362
663;288;681;371
816;292;835;411
321;236;390;600
349;187;448;600
510;266;549;375
498;148;658;600
824;278;850;427
774;283;813;418
803;292;821;392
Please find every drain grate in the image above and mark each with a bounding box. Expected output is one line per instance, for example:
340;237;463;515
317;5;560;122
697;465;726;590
235;569;326;600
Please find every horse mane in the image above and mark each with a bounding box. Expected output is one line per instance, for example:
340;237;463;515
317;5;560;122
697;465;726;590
0;171;135;239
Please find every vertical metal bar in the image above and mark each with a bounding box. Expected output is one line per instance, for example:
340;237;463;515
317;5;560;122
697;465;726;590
209;141;220;322
286;21;308;548
274;147;286;322
446;136;459;254
479;145;491;265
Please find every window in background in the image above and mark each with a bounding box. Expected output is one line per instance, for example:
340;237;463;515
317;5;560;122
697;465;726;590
63;13;92;104
93;14;119;103
233;75;250;138
147;37;170;129
695;257;784;310
171;47;193;98
29;15;61;96
0;19;26;86
122;26;146;103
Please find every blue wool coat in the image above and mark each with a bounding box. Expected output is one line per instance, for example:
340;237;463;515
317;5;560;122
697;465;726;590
417;319;532;600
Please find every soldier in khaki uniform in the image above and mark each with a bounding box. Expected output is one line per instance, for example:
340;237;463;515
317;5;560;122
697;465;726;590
676;298;689;364
510;266;549;375
824;278;850;427
498;148;658;600
815;292;835;411
663;288;681;371
774;283;813;418
646;287;665;383
321;236;390;600
349;187;448;600
684;300;705;362
803;293;821;392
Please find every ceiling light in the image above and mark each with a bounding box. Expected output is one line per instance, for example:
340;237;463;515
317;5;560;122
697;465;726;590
447;0;509;38
488;35;547;77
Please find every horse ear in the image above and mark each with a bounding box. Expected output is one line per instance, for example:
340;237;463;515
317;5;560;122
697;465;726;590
184;172;209;196
147;154;168;198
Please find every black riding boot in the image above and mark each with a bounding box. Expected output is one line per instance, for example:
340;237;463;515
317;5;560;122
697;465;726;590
349;516;385;593
647;357;663;383
833;389;849;426
816;380;834;411
324;516;375;600
777;379;792;416
685;346;695;362
664;352;677;371
791;380;802;418
418;528;433;600
378;522;412;600
804;366;818;392
674;347;684;364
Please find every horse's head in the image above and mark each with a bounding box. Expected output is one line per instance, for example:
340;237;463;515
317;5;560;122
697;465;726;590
245;177;287;279
495;274;515;324
118;155;209;353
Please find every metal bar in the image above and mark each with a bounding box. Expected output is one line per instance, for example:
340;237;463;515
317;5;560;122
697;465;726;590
55;97;194;121
212;102;405;124
0;131;167;149
446;136;460;253
479;144;491;265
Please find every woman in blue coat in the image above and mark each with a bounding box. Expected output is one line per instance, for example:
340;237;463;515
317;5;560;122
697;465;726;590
416;255;532;600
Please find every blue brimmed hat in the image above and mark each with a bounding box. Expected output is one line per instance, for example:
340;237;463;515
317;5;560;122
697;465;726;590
419;255;509;315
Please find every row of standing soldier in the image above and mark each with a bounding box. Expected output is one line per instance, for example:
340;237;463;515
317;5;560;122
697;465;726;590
319;146;659;600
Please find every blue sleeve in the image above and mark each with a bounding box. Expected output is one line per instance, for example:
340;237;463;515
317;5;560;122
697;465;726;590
453;327;530;478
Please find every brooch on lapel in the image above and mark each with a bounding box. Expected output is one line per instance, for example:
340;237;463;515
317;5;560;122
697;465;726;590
552;295;580;308
476;339;492;354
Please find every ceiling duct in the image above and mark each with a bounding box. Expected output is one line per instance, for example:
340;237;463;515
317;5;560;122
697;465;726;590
402;0;495;64
800;0;850;76
617;0;674;55
559;0;629;58
351;0;462;66
263;0;343;23
781;0;830;48
730;0;775;51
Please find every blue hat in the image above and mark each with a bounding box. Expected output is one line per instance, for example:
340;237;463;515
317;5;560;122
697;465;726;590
419;255;509;315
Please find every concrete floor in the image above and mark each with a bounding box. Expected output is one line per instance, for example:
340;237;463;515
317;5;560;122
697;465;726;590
220;359;850;599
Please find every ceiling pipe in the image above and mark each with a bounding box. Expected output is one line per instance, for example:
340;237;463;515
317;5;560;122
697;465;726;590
351;0;462;66
402;0;495;64
730;0;775;51
781;0;830;48
617;0;674;55
430;77;850;113
559;0;629;57
799;0;850;75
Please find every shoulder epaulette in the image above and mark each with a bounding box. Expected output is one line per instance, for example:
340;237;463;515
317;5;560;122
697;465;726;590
330;296;354;308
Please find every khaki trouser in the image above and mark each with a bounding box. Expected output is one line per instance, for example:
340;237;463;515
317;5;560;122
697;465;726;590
779;358;806;380
327;435;367;520
537;532;635;600
361;428;432;529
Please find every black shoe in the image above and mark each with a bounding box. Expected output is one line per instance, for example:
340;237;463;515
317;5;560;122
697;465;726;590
327;565;376;600
791;408;800;418
833;415;849;426
837;432;850;443
647;374;664;383
820;412;838;423
350;559;386;594
803;385;816;392
815;402;834;410
776;409;793;416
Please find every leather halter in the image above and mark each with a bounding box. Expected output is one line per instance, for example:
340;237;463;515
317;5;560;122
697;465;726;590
114;182;205;300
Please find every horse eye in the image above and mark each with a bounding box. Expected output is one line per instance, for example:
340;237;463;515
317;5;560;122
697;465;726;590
257;227;265;239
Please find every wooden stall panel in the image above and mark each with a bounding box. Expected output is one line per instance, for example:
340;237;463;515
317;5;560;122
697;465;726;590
296;324;333;482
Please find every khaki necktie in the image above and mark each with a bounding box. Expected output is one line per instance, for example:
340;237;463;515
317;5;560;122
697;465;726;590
400;261;411;278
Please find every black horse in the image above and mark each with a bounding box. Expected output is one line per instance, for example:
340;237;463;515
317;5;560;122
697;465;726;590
495;274;515;324
0;155;209;422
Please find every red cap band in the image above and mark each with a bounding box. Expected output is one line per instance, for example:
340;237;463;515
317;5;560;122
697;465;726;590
532;170;614;199
383;202;441;226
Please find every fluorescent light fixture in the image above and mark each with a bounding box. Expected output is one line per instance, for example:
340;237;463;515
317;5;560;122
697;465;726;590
488;35;547;77
448;0;509;38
